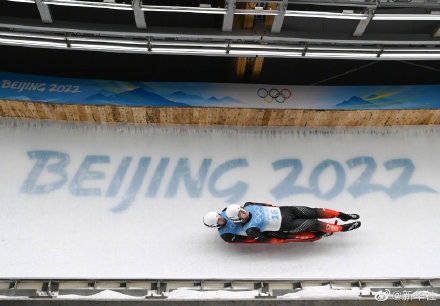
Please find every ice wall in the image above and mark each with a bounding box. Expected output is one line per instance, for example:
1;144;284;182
0;119;439;279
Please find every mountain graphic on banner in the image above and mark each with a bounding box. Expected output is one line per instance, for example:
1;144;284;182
336;95;393;108
84;89;113;102
168;91;204;101
207;96;241;103
167;91;241;104
85;87;189;106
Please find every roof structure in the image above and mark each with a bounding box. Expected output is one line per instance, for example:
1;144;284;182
2;0;440;60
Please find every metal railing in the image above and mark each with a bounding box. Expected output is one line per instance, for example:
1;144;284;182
6;0;440;31
0;278;439;300
7;0;440;17
1;21;440;60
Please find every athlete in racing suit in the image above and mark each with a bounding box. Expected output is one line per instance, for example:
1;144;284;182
224;202;360;243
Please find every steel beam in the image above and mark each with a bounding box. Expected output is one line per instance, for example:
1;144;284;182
222;0;236;31
2;18;440;46
353;8;375;37
7;0;440;11
271;0;288;33
7;0;440;21
132;0;146;29
35;0;53;23
285;0;376;7
237;0;440;9
433;11;440;38
378;0;440;9
237;0;375;7
289;0;440;9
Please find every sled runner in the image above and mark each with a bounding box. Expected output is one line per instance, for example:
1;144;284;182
235;221;338;244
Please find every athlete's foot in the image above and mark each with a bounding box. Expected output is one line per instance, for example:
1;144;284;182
341;221;361;232
339;213;360;221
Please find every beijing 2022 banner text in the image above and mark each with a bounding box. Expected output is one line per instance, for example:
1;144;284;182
1;71;440;109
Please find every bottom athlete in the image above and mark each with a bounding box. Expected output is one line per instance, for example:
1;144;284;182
203;202;360;243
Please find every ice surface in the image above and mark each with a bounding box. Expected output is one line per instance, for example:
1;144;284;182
0;119;439;279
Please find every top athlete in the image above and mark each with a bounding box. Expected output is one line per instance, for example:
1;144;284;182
203;202;361;243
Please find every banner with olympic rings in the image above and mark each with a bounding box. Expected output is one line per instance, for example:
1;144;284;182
1;71;440;109
257;88;292;103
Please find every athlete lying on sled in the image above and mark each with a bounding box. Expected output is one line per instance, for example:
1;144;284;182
203;202;361;244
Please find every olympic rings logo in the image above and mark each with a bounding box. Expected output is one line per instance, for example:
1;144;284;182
257;88;292;103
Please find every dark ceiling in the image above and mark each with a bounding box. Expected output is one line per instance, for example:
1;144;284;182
1;45;440;85
1;0;440;85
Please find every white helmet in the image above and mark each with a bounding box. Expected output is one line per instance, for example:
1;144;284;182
203;211;221;228
226;204;243;223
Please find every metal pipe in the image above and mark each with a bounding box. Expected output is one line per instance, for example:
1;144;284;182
141;5;226;14
0;30;417;52
43;0;132;10
0;36;66;48
305;51;378;59
0;30;65;40
2;20;440;46
284;10;367;19
307;46;380;52
7;0;228;14
70;43;147;52
1;33;440;60
373;14;440;21
6;0;34;3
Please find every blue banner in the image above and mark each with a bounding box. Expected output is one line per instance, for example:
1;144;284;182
1;71;440;109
